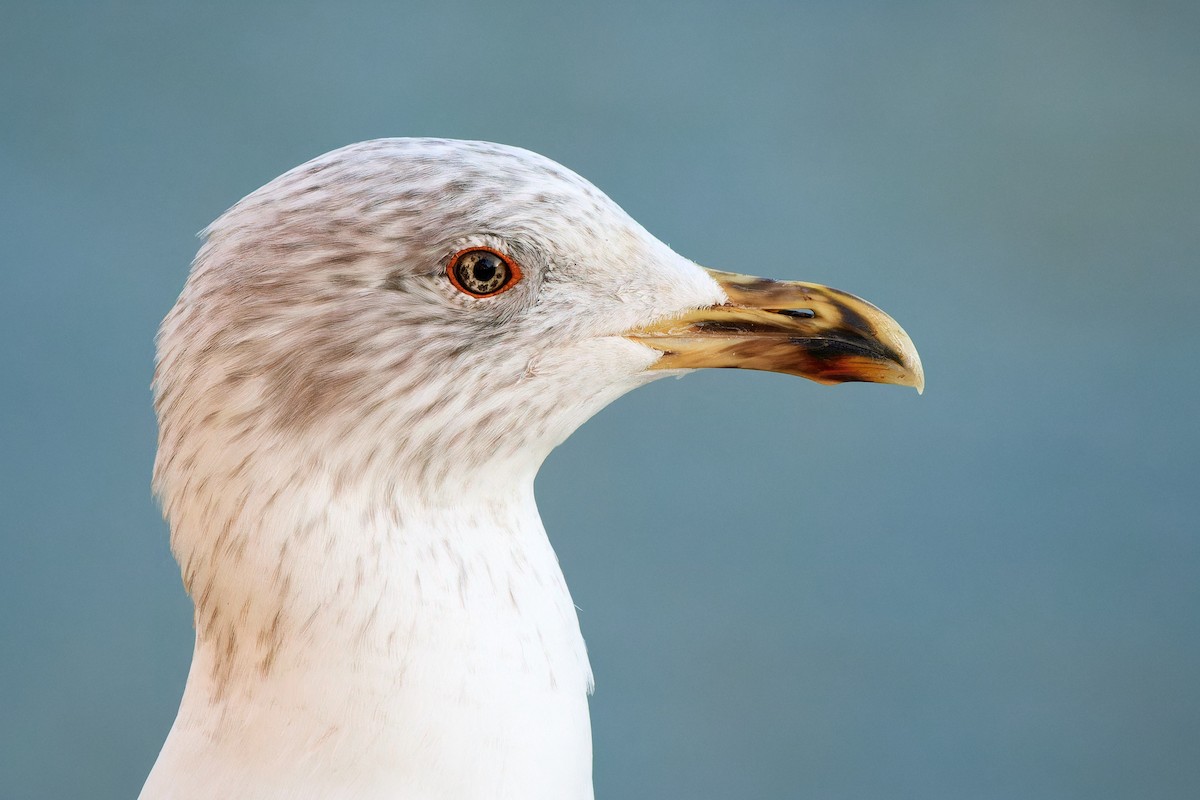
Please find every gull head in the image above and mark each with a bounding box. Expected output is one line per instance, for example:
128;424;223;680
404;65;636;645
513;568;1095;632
155;138;921;516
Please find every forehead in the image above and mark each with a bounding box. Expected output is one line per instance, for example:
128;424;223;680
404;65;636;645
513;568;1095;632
247;139;621;229
190;138;679;327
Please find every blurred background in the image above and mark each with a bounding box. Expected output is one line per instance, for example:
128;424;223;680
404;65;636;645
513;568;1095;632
2;1;1197;798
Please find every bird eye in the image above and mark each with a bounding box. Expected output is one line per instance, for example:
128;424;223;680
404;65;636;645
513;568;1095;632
447;248;522;297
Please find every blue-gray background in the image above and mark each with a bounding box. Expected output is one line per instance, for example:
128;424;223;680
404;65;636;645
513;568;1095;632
3;1;1197;798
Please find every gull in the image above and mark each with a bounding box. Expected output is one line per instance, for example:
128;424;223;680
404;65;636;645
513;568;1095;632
140;138;923;800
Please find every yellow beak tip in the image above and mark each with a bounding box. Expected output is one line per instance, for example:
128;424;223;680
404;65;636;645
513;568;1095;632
909;358;926;395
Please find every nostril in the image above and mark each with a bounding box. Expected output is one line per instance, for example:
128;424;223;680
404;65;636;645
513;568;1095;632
775;308;816;319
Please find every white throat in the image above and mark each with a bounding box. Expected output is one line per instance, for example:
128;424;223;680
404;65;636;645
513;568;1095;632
141;463;595;800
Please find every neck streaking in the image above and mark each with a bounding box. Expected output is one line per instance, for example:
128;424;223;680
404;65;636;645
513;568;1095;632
142;461;595;800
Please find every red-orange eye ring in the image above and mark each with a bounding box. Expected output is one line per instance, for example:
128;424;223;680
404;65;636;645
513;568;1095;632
446;247;523;298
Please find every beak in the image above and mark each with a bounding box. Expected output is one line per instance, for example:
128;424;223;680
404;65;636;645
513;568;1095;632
626;269;924;393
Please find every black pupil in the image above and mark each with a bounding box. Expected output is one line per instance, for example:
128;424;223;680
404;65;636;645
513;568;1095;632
473;257;498;284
